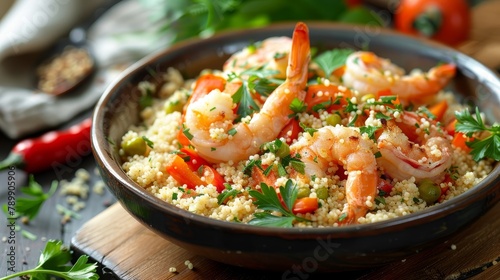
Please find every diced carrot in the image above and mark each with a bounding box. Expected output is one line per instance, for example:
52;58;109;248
166;155;205;190
451;132;472;153
292;197;318;214
428;100;448;121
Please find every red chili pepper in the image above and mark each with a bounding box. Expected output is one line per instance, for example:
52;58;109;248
0;118;92;173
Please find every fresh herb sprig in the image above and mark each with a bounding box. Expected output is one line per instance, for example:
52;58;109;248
2;175;57;221
455;107;500;161
313;48;354;76
248;180;310;227
229;68;280;122
0;240;98;280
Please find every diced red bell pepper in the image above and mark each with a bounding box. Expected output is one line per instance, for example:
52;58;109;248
179;147;210;171
377;178;393;196
305;84;350;113
278;118;302;145
201;165;226;193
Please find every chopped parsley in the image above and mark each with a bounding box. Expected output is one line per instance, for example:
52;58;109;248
228;128;238;136
142;136;154;149
289;98;307;115
217;184;240;205
359;125;379;140
299;122;317;136
182;125;194;140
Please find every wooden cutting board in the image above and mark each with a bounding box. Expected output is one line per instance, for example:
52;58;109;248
71;202;500;280
71;1;500;279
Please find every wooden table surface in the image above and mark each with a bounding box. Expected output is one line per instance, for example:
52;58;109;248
1;1;499;279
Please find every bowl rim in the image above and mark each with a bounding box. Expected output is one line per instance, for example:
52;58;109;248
92;21;500;236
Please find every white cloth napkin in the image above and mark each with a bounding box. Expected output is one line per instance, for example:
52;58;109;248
0;0;171;139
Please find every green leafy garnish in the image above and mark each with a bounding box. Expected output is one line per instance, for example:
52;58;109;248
248;180;309;227
243;158;263;176
217;184;240;205
0;240;98;280
142;136;155;149
182;125;194;140
313;48;354;76
2;175;57;221
289;98;307;115
230;68;281;122
360;125;379;140
374;196;386;205
455;107;500;161
299;122;317;136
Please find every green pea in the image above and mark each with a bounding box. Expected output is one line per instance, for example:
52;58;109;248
164;100;183;113
316;187;329;199
275;142;290;158
122;137;147;156
325;114;342;126
297;187;311;199
418;179;441;205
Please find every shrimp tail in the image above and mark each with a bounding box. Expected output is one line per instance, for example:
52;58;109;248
287;22;310;88
430;63;456;84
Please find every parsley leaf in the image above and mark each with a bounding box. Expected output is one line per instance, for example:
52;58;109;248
360;125;379;140
313;48;354;76
232;80;260;121
2;176;58;221
248;180;309;227
1;240;98;280
248;212;295;227
290;98;307;115
455;107;500;161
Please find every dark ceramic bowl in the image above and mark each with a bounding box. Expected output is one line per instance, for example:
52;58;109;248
92;22;500;272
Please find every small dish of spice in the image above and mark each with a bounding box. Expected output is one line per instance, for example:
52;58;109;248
36;46;95;96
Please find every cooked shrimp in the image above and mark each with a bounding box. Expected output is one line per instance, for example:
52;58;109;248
223;36;292;79
343;51;456;105
184;22;310;163
291;126;378;225
377;112;452;183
